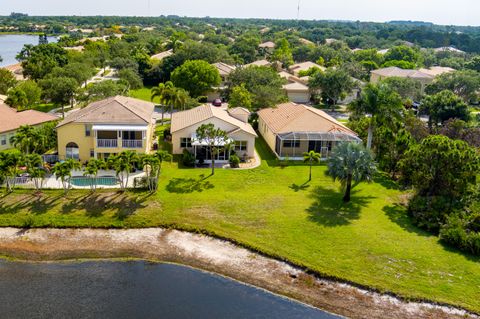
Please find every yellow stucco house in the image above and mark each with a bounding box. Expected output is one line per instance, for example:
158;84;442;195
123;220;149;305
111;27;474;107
56;96;155;162
171;104;257;163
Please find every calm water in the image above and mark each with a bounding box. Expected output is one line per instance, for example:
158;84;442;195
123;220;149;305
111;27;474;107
0;34;57;67
0;260;340;319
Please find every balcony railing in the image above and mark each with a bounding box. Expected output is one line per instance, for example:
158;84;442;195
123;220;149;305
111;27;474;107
97;139;118;148
122;140;143;148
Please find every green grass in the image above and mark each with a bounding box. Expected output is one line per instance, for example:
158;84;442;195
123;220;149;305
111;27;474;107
31;103;56;113
0;138;479;312
130;86;156;103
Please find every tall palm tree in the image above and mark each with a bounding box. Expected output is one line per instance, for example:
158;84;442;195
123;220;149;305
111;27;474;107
326;142;377;202
171;87;190;111
0;152;24;193
196;123;230;176
151;81;175;125
140;154;160;192
9;125;38;154
52;159;81;195
108;151;139;190
303;150;321;181
348;83;404;149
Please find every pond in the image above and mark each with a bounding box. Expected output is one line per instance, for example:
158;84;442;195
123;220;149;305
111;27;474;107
0;260;340;319
0;34;57;67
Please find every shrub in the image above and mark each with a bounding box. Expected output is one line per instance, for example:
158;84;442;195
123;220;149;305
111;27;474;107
441;213;480;255
182;149;196;167
229;155;240;168
407;195;459;232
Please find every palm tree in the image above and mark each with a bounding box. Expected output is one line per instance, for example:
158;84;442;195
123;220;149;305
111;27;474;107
140;154;160;192
9;125;38;154
25;154;46;192
171;87;190;111
52;159;81;195
303;150;321;181
108;151;139;190
196;123;230;176
326;142;377;203
151;81;175;125
84;158;105;192
0;152;23;193
348;83;404;149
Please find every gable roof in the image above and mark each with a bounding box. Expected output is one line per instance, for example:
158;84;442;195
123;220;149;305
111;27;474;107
212;62;236;77
259;41;275;49
0;103;58;133
371;66;454;79
245;59;271;67
283;82;309;92
57;96;154;128
258;102;357;136
228;107;250;116
289;61;326;75
151;49;173;61
171;104;257;136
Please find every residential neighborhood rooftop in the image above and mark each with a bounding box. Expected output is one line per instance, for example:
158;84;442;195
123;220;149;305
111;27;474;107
151;49;173;61
257;102;357;136
57;96;155;127
212;62;236;77
0;102;58;133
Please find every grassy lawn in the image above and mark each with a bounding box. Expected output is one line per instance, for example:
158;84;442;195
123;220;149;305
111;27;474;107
31;103;57;113
0;138;479;312
130;86;156;103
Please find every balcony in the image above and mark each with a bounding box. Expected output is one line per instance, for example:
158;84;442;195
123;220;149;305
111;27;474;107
122;139;143;148
97;139;118;148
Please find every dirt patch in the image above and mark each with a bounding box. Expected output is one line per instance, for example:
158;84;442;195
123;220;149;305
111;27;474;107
0;227;476;319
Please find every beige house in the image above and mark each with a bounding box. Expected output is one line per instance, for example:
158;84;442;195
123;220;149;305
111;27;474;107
370;66;454;91
56;96;155;162
283;82;311;104
0;102;58;151
171;104;257;162
212;62;236;82
258;102;360;159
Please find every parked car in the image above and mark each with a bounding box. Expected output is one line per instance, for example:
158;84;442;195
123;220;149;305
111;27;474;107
212;98;222;107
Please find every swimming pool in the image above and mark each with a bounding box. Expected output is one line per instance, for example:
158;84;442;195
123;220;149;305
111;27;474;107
69;176;119;187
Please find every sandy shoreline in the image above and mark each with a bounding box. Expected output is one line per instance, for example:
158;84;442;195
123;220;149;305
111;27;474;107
0;227;476;319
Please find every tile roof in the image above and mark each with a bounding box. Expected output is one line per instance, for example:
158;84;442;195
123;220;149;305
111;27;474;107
259;41;275;48
57;96;154;128
245;59;271;67
212;62;236;77
171;104;257;136
283;82;309;92
258;102;357;136
228;107;250;115
151;50;173;61
0;103;58;133
371;66;454;79
289;62;326;75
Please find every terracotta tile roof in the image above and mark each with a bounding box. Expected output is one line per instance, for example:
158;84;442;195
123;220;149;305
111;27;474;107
245;59;271;67
371;66;454;79
171;104;257;136
418;66;455;76
212;62;236;77
283;82;309;92
0;103;58;133
228;107;250;115
289;62;326;75
258;102;357;136
57;96;154;128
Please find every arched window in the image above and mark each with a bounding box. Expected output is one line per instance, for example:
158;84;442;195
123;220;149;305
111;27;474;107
66;142;79;160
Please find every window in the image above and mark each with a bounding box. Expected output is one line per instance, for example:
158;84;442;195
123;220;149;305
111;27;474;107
283;140;300;148
90;149;95;158
180;137;192;148
66;142;80;160
234;141;247;152
85;125;91;137
0;135;6;146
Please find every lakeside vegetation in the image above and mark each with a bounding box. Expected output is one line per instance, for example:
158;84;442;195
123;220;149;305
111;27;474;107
0;139;479;313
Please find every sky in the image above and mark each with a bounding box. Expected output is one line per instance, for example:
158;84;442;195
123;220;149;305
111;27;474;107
0;0;477;26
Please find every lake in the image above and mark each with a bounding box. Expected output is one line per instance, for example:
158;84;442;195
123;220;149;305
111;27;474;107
0;260;340;319
0;34;57;67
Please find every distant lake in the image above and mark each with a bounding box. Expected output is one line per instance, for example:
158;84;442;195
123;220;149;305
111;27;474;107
0;34;57;67
0;260;339;319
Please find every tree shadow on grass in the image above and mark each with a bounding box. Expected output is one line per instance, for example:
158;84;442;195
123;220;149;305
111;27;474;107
374;173;401;190
306;186;375;227
382;204;434;238
0;193;62;215
166;174;214;193
61;191;148;220
289;181;311;192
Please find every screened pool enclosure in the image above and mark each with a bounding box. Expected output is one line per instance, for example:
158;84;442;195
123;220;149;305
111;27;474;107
274;131;361;159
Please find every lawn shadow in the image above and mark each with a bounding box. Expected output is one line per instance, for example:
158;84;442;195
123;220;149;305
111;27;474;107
374;173;401;190
0;193;62;215
306;186;375;227
382;204;434;237
61;191;148;220
289;181;311;192
166;174;214;193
